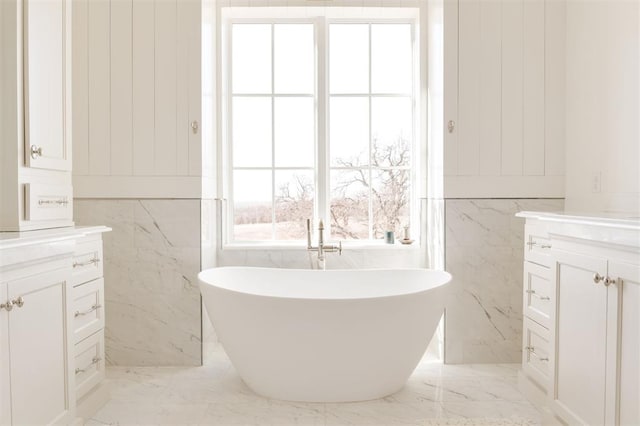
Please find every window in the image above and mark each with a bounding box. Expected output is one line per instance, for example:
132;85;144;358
224;10;420;244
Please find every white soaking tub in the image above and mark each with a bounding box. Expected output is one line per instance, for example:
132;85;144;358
198;267;451;402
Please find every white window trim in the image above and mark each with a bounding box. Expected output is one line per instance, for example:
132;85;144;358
219;7;425;249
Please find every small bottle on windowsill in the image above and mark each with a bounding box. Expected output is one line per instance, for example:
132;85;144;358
401;225;414;245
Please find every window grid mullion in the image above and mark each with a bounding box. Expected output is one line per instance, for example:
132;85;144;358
317;17;328;239
368;23;373;240
271;23;276;241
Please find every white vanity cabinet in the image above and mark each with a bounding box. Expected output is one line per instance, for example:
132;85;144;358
517;212;640;426
0;0;74;231
0;226;110;425
0;247;75;426
518;222;554;407
71;233;109;420
552;248;640;426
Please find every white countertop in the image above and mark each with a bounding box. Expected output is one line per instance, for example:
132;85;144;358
0;226;111;250
516;211;640;231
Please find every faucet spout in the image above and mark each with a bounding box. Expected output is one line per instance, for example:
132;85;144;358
306;218;341;269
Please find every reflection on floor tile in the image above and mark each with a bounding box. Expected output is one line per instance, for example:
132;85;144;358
86;344;541;426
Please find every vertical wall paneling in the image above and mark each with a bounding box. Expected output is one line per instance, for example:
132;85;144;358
110;0;133;175
132;0;155;175
478;0;501;176
88;0;111;175
523;0;545;176
500;0;524;176
188;0;202;177
154;0;178;175
443;0;458;176
544;0;565;176
457;0;481;176
72;0;89;175
176;0;190;175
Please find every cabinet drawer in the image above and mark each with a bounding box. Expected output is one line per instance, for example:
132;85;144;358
524;224;553;267
72;278;105;344
72;237;103;286
24;183;73;222
522;317;551;391
75;331;105;402
523;262;553;329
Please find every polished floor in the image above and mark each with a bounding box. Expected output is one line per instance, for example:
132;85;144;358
86;344;541;426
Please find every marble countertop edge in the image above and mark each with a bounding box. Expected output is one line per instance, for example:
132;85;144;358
0;225;112;250
516;211;640;230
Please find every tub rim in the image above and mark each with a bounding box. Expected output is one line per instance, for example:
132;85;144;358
198;266;452;301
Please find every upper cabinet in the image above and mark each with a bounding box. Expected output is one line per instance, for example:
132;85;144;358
444;0;566;198
23;0;72;172
0;0;74;231
71;0;202;199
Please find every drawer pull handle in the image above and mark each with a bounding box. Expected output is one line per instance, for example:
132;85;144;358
30;145;43;159
73;257;100;268
75;356;102;374
526;290;550;301
525;346;549;362
526;241;551;249
38;199;69;206
75;304;101;317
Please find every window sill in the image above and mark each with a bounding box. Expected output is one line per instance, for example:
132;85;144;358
222;241;421;251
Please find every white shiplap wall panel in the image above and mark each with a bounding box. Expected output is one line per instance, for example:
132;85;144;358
131;0;155;176
88;0;111;175
500;0;524;176
187;0;202;177
523;0;545;176
110;0;133;176
75;0;203;197
443;0;458;177
154;0;178;176
176;0;190;176
72;0;89;175
478;0;502;176
457;0;481;176
445;0;564;198
544;0;566;177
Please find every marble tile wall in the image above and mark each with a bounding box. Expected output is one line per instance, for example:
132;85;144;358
444;198;564;364
74;199;202;366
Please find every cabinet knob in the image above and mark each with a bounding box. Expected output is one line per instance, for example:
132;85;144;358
604;276;617;287
0;300;14;311
12;297;24;308
191;120;199;134
447;120;455;133
593;272;604;284
30;145;43;159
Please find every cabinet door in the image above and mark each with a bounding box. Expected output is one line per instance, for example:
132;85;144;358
23;0;72;171
0;283;10;426
7;268;74;425
551;250;609;425
609;260;640;426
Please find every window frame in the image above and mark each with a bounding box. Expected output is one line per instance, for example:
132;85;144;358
221;9;423;248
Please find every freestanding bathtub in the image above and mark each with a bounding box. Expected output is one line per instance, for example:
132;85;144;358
198;267;451;402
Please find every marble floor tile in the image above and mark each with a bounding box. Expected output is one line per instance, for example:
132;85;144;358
86;345;542;426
